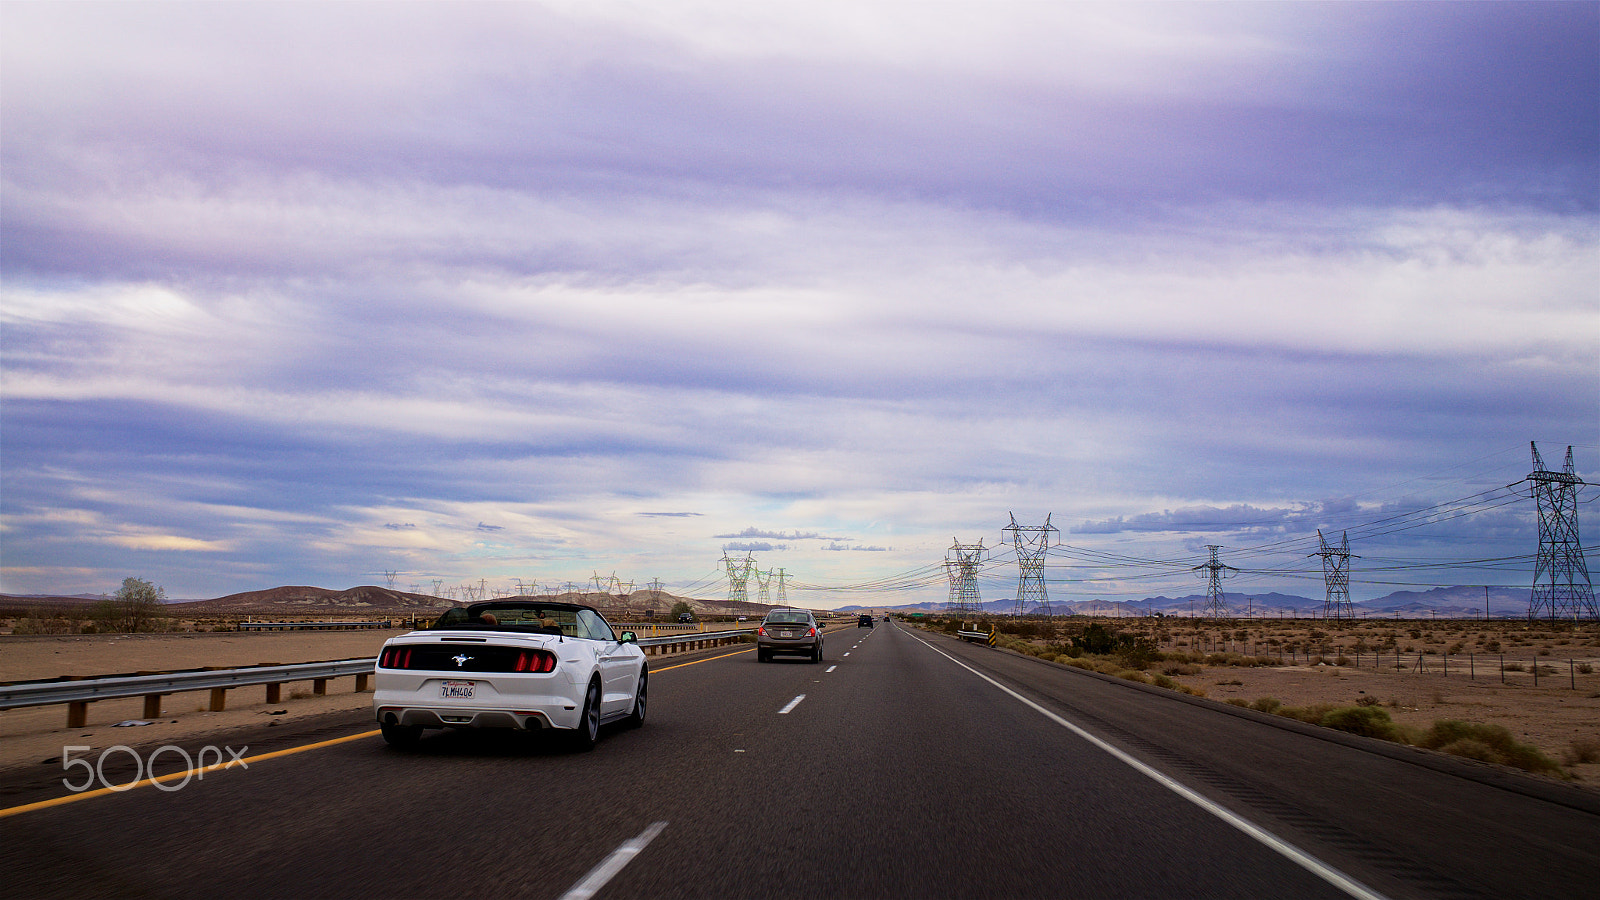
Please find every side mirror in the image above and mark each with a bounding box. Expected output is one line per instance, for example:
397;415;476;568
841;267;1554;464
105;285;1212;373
619;631;637;644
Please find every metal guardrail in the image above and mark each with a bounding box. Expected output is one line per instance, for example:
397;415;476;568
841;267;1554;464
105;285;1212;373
633;629;753;654
0;659;379;727
0;629;763;726
237;621;391;631
957;628;999;646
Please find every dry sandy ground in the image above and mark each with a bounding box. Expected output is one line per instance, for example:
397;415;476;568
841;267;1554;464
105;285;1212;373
1162;659;1600;785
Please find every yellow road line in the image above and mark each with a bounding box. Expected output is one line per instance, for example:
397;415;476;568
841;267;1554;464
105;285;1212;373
0;730;380;820
653;647;753;671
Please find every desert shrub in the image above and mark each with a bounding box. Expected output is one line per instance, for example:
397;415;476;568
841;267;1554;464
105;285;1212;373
1334;655;1350;667
1579;663;1594;675
1504;662;1525;672
1538;648;1551;657
1563;739;1600;766
1420;721;1562;775
12;613;74;635
1225;698;1250;707
1276;703;1339;725
1355;695;1380;707
1321;706;1403;741
1250;697;1282;713
1162;663;1203;676
1151;674;1177;690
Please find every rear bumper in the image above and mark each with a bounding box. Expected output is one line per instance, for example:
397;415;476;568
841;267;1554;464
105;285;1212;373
758;640;819;655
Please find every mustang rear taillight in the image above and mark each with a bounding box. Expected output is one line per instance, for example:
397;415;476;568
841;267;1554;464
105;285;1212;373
380;647;413;668
512;649;556;673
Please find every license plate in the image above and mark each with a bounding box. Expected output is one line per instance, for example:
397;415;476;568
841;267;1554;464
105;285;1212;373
440;681;476;699
780;630;794;638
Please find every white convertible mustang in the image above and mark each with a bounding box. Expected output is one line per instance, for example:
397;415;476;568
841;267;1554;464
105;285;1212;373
373;600;647;750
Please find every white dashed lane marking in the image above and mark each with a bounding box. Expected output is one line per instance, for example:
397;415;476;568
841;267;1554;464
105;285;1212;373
778;695;806;714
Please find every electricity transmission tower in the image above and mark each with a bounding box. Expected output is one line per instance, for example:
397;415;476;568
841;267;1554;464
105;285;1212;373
384;570;398;590
1311;530;1358;620
1002;512;1059;617
945;538;986;614
722;553;754;606
1193;545;1237;619
752;567;773;605
772;568;791;606
1528;443;1596;621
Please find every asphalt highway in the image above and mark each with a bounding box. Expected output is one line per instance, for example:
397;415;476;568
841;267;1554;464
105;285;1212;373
2;621;1597;899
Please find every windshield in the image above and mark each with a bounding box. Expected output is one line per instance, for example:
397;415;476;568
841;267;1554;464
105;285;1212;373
765;612;811;625
432;604;581;636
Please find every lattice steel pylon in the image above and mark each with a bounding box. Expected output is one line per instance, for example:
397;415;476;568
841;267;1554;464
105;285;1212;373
772;568;791;606
1002;512;1059;616
722;553;754;606
1528;443;1597;621
1311;530;1358;620
1193;545;1237;619
945;538;986;614
752;567;773;605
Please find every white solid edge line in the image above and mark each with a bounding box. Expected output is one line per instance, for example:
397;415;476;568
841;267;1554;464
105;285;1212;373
778;694;806;714
909;632;1390;900
826;665;838;673
560;820;668;900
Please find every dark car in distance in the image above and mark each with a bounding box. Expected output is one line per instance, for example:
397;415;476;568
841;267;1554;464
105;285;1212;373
757;608;823;663
858;614;874;627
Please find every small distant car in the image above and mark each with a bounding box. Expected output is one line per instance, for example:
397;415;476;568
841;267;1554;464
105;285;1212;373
757;608;823;663
858;614;874;628
373;600;647;751
678;612;694;623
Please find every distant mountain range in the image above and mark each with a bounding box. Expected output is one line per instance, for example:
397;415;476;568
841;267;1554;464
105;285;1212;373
0;583;1549;619
837;585;1537;618
1;584;765;617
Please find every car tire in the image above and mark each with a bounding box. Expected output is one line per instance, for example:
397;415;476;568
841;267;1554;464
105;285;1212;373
624;671;647;729
569;678;602;751
757;649;769;663
381;721;422;748
812;645;822;663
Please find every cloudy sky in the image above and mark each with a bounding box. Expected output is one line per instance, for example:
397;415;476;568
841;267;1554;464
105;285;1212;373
3;2;1596;606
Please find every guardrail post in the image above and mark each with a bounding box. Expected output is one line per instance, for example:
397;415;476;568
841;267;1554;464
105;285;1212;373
266;683;282;704
355;672;371;692
68;700;89;728
143;694;162;718
210;687;228;711
313;678;328;696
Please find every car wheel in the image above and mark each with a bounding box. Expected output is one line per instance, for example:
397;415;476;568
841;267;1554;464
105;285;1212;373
757;649;768;663
812;645;822;663
381;721;422;748
624;671;647;729
570;678;602;751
